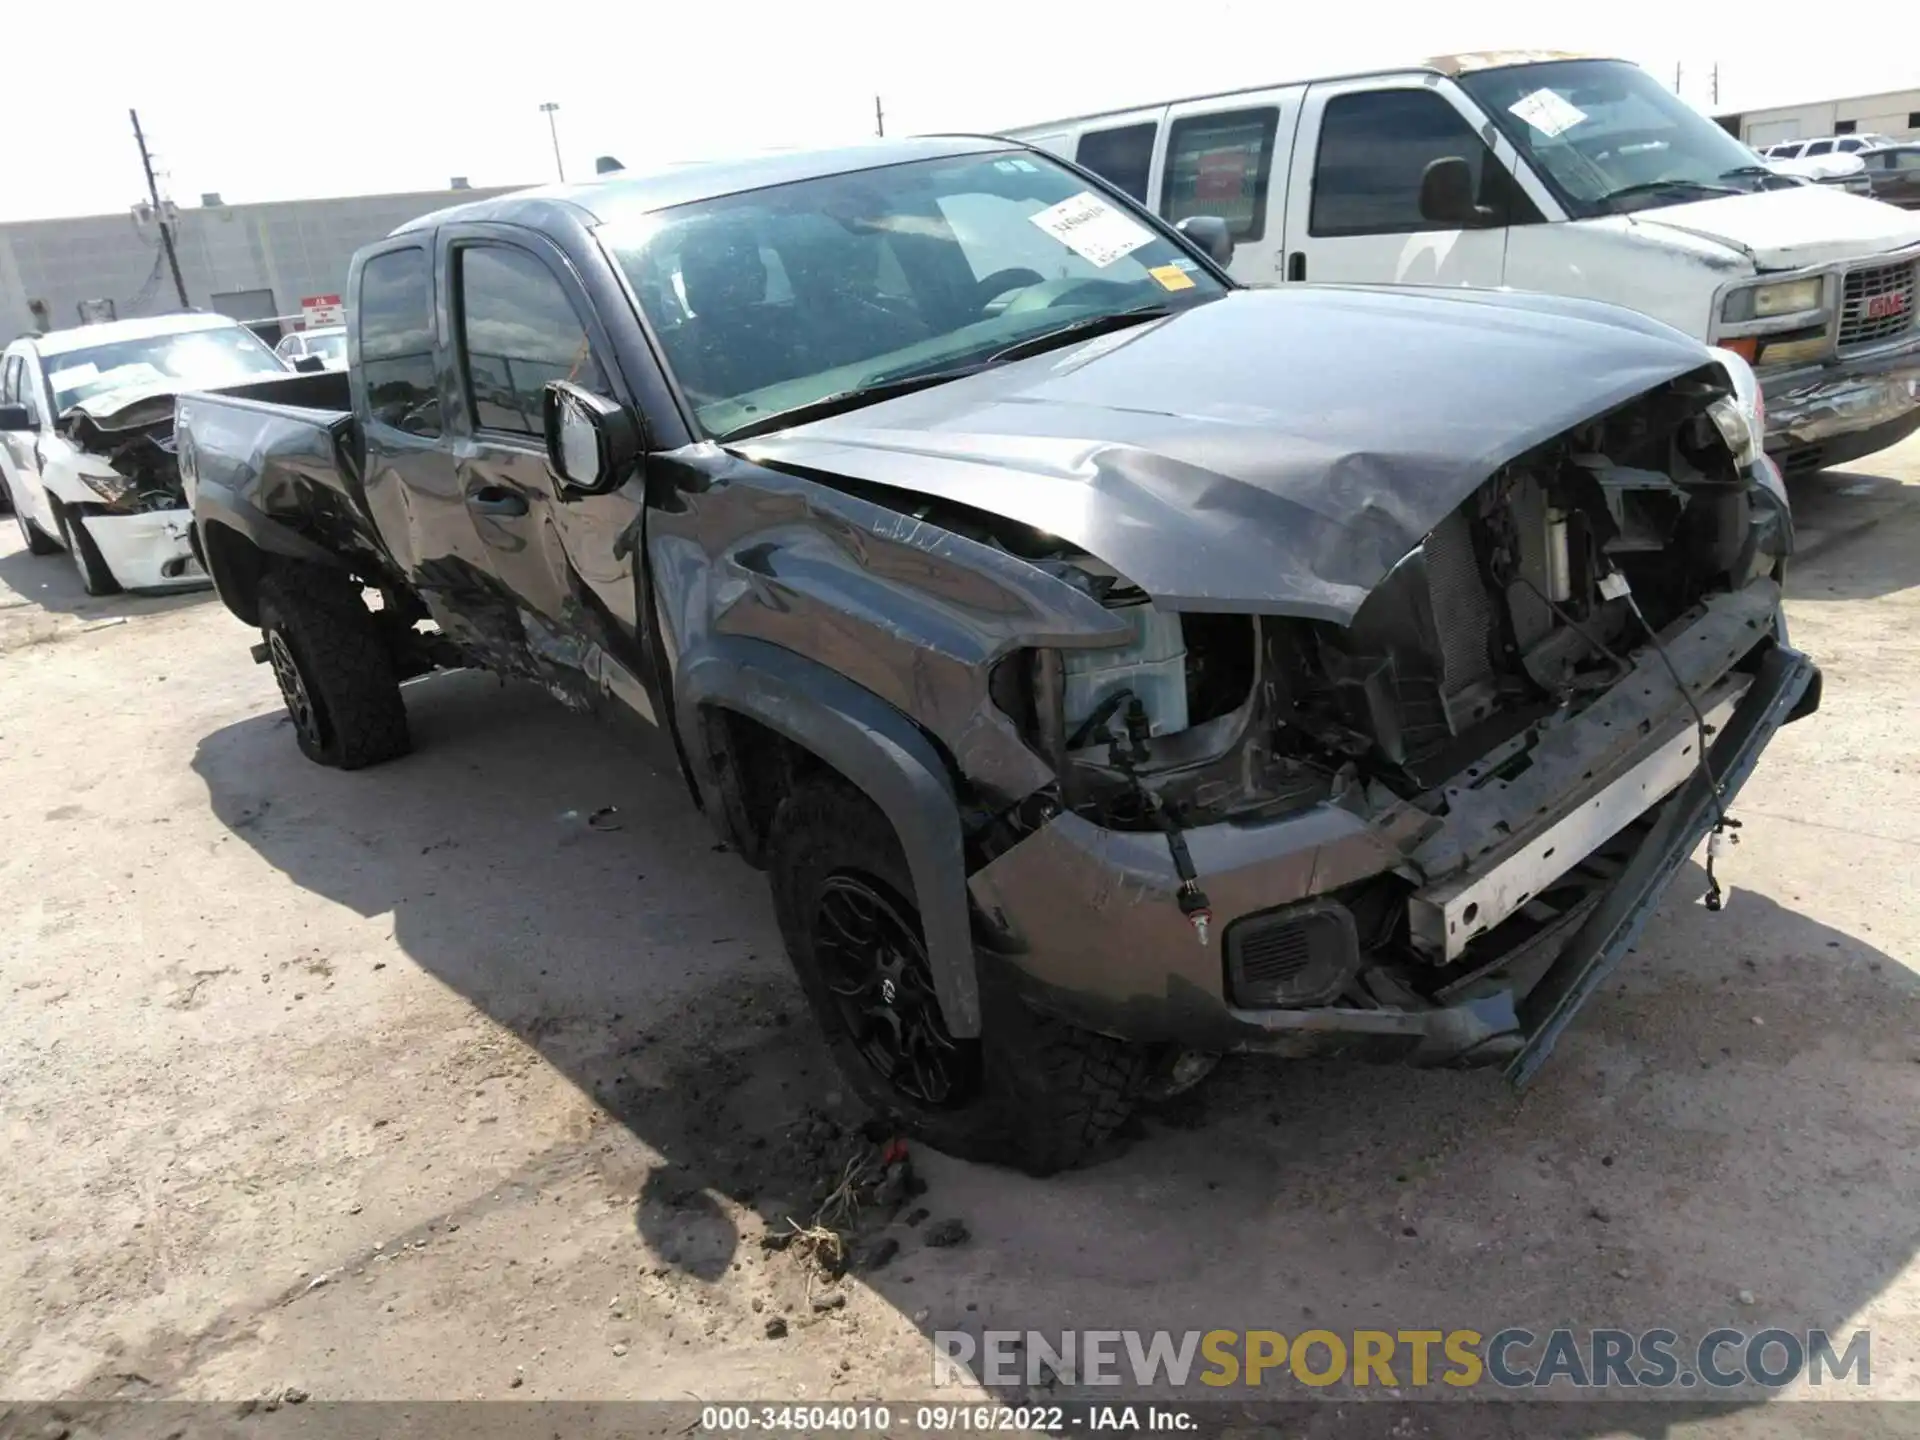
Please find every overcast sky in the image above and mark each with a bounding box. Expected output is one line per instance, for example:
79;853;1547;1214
6;0;1916;222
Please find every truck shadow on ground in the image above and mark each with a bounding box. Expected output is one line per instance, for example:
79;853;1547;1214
191;670;1919;1421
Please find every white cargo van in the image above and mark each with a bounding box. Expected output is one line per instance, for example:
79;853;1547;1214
1005;51;1920;470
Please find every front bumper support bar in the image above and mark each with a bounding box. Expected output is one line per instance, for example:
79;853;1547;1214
1506;642;1820;1087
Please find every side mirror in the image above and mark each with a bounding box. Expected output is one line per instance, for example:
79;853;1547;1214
1420;156;1497;227
292;354;327;373
0;403;32;432
1176;215;1235;269
542;381;640;496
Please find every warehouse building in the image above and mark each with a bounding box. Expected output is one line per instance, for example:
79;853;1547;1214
0;183;522;349
1716;87;1920;150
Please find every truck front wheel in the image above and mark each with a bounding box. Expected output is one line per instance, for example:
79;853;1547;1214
256;566;411;769
767;777;1150;1175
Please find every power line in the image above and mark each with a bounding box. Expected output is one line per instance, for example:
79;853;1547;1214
129;109;189;309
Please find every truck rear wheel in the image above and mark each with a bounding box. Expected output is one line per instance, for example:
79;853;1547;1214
257;566;411;770
766;777;1150;1175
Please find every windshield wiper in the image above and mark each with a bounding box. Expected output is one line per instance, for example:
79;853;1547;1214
984;304;1171;366
1599;177;1746;210
717;366;984;442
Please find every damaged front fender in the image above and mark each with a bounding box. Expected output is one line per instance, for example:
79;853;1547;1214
675;633;983;1038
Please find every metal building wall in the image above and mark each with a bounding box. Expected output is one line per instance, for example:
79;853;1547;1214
1721;88;1920;149
0;186;523;347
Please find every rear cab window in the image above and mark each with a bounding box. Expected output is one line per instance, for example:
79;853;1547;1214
357;247;440;437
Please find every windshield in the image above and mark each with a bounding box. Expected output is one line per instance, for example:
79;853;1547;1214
44;324;286;414
606;150;1226;439
1459;59;1773;216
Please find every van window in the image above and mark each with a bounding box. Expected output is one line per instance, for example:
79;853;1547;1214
1311;89;1505;237
1804;140;1832;156
456;245;610;435
358;247;440;437
1161;109;1279;241
1076;123;1157;203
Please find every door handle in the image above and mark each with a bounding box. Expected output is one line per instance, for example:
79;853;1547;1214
467;485;529;517
1287;252;1307;282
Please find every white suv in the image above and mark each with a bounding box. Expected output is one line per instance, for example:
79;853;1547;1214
1;313;290;594
1764;133;1899;159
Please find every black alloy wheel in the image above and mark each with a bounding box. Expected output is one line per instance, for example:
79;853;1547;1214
814;872;971;1108
267;628;321;753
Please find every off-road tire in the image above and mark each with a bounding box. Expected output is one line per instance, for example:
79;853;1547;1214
256;565;411;769
11;479;60;556
768;778;1150;1175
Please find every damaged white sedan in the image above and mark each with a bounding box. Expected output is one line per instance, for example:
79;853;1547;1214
0;313;293;594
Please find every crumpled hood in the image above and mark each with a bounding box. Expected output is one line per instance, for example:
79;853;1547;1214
737;286;1714;623
1630;185;1920;272
60;380;187;436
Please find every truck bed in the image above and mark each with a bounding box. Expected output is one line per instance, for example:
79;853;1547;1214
178;371;396;579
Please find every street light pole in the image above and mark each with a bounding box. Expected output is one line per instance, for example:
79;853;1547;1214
539;102;565;182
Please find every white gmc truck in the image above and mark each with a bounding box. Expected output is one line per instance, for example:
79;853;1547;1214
1006;50;1920;471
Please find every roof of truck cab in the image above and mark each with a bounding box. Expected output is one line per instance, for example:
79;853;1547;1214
391;136;1013;234
27;310;250;358
995;51;1619;134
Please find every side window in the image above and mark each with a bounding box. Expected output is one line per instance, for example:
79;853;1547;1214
1804;140;1832;156
1;355;17;403
456;245;610;436
357;248;440;437
1076;123;1157;203
1311;88;1507;237
1898;152;1920;172
15;358;43;424
1161;109;1279;240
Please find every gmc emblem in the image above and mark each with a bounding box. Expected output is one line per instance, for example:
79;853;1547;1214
1864;291;1911;321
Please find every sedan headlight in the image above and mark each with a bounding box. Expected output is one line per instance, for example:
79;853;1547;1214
1721;277;1825;325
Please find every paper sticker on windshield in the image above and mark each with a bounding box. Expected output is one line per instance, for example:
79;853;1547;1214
1149;264;1196;292
1508;88;1588;138
48;362;99;388
1029;191;1154;267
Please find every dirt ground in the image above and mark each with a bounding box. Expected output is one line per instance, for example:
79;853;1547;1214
2;438;1918;1428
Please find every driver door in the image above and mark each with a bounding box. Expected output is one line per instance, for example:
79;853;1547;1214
1281;77;1520;289
439;227;665;739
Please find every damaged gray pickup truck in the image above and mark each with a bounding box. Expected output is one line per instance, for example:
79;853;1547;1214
179;137;1820;1173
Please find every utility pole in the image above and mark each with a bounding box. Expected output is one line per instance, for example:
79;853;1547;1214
1711;64;1720;106
1674;61;1683;96
875;95;885;139
540;102;565;182
129;109;188;310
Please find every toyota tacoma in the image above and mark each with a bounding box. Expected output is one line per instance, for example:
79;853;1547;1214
177;137;1819;1173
